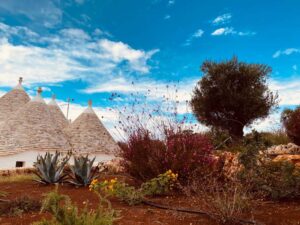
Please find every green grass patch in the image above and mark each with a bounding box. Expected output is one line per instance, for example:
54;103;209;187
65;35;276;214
0;174;37;183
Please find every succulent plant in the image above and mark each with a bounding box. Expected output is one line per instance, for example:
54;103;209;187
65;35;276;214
34;152;70;184
69;155;99;186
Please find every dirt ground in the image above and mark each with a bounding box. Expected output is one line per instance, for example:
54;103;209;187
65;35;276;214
0;181;300;225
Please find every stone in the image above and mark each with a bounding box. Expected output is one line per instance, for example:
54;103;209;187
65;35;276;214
64;100;119;154
214;151;243;180
273;154;300;164
101;158;124;173
0;77;30;123
0;88;71;154
48;94;69;130
266;143;300;155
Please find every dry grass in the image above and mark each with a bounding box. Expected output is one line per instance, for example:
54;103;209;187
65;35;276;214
0;174;37;183
182;176;252;225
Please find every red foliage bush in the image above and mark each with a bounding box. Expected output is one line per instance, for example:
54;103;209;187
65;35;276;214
120;129;166;181
165;131;215;180
111;83;215;183
119;128;215;183
282;107;300;145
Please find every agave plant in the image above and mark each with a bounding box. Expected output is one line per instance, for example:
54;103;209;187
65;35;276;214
34;152;70;184
69;155;99;186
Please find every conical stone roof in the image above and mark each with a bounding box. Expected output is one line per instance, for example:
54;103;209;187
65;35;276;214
0;87;72;155
65;100;119;154
48;94;69;130
0;77;30;124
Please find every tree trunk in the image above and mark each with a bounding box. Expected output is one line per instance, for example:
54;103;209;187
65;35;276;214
228;123;244;140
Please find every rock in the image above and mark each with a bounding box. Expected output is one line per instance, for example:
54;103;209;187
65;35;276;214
266;143;300;155
273;154;300;165
100;158;125;173
214;151;243;180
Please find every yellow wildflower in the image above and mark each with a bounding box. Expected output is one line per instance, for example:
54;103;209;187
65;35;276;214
91;179;98;186
166;169;172;174
110;178;117;184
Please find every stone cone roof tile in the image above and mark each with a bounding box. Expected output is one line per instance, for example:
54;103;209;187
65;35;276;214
48;95;69;130
0;88;71;154
0;77;30;123
65;100;119;154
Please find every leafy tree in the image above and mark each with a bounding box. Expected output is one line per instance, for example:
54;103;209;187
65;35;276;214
281;107;300;145
191;57;278;139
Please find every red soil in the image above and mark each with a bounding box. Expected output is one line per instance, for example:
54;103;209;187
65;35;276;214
0;181;300;225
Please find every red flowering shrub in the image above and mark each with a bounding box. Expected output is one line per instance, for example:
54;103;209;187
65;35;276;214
111;83;215;184
120;129;166;181
282;107;300;145
119;128;215;183
165;131;215;180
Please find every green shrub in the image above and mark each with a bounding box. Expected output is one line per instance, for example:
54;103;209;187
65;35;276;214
141;170;178;196
0;191;8;197
212;129;290;153
34;152;70;184
0;196;41;217
239;161;300;200
68;155;99;187
243;130;290;148
206;128;233;150
237;135;300;199
90;170;178;206
33;187;117;225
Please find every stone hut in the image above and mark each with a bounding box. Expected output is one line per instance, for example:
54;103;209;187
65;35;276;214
48;94;69;130
0;87;72;156
65;100;119;154
0;77;30;124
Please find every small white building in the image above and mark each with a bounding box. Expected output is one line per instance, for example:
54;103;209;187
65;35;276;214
0;78;117;170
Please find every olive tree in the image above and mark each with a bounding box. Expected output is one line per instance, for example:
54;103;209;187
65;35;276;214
191;57;278;139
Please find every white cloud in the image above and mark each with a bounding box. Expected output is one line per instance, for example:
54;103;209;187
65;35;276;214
293;65;298;71
0;0;62;27
269;78;300;106
74;0;85;4
0;23;158;88
211;27;256;36
60;28;91;41
184;29;204;46
83;77;196;103
98;39;159;73
211;27;234;36
0;22;39;39
0;90;5;97
245;111;281;133
272;48;300;58
164;14;171;20
212;13;232;25
193;29;204;38
168;0;175;6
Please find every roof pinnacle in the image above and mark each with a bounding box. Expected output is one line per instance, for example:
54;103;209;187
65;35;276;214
37;87;42;94
88;99;92;107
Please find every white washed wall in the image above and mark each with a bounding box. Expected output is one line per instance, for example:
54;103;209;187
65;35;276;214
0;150;115;170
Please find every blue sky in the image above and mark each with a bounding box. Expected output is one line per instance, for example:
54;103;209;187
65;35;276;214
0;0;299;134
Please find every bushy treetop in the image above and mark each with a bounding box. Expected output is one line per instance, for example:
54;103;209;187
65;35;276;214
191;57;278;138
